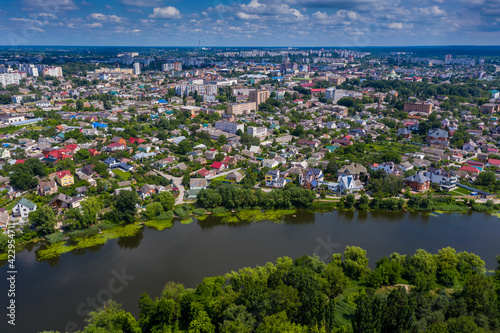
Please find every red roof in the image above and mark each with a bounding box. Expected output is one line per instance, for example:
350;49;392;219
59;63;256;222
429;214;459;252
107;142;124;148
198;168;211;177
66;144;78;150
489;158;500;166
222;156;231;163
56;170;72;179
459;165;480;173
128;137;146;144
467;161;484;167
15;159;25;164
211;162;224;169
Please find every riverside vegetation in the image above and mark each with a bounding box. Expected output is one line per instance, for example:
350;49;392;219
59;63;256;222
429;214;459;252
1;185;500;261
40;247;500;333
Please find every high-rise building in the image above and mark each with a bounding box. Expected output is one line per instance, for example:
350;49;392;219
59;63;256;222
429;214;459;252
249;89;270;106
133;63;141;75
42;66;63;78
173;62;182;71
445;54;452;61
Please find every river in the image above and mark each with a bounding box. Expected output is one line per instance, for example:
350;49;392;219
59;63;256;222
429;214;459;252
1;210;499;333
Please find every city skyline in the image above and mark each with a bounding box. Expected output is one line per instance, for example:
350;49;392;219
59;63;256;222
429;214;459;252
0;0;499;47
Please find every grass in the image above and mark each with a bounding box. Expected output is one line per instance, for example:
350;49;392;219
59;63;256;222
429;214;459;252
145;219;173;230
181;218;193;224
219;208;297;224
36;224;143;260
449;187;472;196
112;169;131;180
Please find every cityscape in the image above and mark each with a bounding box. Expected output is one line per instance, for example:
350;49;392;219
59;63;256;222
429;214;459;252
0;1;500;333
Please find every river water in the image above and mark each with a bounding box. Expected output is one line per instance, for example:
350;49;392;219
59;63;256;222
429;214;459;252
1;210;499;332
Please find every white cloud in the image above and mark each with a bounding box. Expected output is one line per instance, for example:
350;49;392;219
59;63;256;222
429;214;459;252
122;0;164;7
105;5;113;10
21;0;78;11
149;7;182;19
88;13;125;22
87;22;103;28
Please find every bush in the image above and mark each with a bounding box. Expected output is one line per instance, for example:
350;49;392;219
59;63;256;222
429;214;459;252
45;232;65;245
156;211;174;220
192;208;206;216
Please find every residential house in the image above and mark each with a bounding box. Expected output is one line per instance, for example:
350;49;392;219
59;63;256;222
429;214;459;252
404;173;431;192
262;159;279;169
226;171;243;182
190;178;208;190
427;129;449;148
56;170;74;187
138;184;157;199
300;168;324;189
337;163;367;180
337;175;364;194
211;161;226;171
12;197;37;218
37;180;58;196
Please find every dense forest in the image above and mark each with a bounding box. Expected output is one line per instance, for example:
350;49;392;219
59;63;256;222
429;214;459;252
45;247;500;333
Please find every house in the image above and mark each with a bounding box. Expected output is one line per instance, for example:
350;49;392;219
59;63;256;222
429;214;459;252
197;168;214;178
262;159;279;169
480;103;499;114
338;163;367;180
104;142;125;152
300;168;324;189
190;178;208;190
0;211;10;230
12;197;37;218
427;129;449;147
397;128;412;139
211;161;226;171
56;170;74;187
111;136;126;145
0;148;11;159
404;173;431;192
82;165;95;176
89;149;100;157
265;170;282;188
37;180;58;196
139;184;157;199
104;157;120;168
458;165;481;175
226;171;243;182
49;193;85;209
128;137;146;144
373;162;396;175
337;175;364;194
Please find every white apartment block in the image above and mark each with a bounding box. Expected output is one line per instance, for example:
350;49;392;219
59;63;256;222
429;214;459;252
42;66;63;78
215;121;244;135
0;72;24;87
247;126;267;138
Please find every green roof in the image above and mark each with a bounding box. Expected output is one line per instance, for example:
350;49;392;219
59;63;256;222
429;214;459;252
16;197;36;209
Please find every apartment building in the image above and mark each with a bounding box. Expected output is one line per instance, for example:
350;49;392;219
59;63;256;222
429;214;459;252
249;89;270;105
247;126;267;138
215;121;244;135
404;102;434;115
227;102;257;115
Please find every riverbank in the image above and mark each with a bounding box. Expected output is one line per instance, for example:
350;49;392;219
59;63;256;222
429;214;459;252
1;199;500;263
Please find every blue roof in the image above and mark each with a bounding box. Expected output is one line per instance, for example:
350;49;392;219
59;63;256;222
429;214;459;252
158;99;168;104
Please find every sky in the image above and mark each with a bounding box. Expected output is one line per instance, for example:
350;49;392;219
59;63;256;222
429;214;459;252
0;0;499;47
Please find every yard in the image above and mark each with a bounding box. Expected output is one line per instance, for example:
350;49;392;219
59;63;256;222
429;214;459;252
112;169;131;180
449;187;472;196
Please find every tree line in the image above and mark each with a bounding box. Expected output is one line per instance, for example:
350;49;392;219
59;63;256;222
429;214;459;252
46;247;500;333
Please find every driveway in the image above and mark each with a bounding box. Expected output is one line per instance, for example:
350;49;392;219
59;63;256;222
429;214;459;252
155;171;185;205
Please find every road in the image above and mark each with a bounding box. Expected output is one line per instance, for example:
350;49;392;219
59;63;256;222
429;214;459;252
155;171;186;205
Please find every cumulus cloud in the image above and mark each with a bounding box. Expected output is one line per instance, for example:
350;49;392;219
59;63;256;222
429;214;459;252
88;13;125;22
122;0;164;7
149;7;182;19
87;22;103;28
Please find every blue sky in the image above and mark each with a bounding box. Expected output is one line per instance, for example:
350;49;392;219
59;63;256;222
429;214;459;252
0;0;499;47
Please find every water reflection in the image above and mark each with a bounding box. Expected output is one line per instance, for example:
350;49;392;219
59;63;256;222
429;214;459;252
117;231;144;250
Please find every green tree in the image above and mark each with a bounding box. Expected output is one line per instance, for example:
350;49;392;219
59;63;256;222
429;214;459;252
343;246;370;280
29;205;57;236
114;191;140;224
82;300;140;333
155;191;176;211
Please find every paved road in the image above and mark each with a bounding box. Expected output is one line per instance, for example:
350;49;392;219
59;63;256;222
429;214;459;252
155;171;186;205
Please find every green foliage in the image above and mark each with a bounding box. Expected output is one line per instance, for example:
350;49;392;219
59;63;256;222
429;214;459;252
113;190;140;224
29;205;57;236
44;232;65;245
197;185;315;210
75;247;500;333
